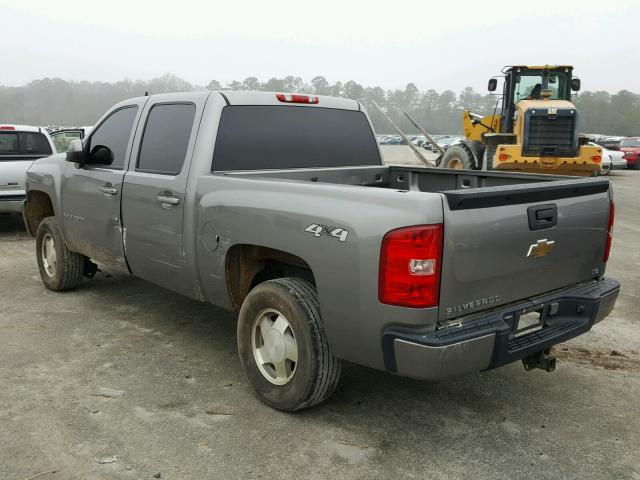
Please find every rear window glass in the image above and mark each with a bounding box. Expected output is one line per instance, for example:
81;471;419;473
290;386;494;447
212;106;381;171
621;138;640;148
137;103;196;174
0;132;52;156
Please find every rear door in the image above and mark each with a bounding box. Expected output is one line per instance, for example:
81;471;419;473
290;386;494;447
61;102;145;265
121;98;202;295
438;179;611;321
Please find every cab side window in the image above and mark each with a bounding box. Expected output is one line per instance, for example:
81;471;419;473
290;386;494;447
88;106;138;169
137;103;196;175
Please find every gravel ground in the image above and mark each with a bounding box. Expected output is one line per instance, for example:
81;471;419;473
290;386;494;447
0;170;638;480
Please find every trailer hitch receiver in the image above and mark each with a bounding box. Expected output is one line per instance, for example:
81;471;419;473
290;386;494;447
522;348;556;372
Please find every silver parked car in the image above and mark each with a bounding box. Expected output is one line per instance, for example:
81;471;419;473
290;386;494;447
588;142;627;175
0;125;56;214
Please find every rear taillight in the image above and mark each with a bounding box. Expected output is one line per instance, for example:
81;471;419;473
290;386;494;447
592;155;602;164
276;93;319;104
603;202;615;262
379;224;443;308
0;125;16;130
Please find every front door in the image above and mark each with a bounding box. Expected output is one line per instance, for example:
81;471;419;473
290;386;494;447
61;102;146;266
121;100;199;295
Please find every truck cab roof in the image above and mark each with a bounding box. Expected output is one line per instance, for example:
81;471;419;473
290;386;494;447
123;91;361;111
0;124;46;133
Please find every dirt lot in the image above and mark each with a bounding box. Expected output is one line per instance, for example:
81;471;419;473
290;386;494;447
1;171;639;480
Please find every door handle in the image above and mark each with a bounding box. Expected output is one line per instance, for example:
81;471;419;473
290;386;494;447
157;195;180;206
99;185;118;195
527;204;558;230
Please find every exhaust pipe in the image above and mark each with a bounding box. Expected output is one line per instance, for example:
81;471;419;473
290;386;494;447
522;348;556;372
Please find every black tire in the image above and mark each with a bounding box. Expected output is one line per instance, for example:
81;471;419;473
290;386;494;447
439;144;476;170
35;216;85;291
483;145;496;170
237;277;341;411
600;161;611;175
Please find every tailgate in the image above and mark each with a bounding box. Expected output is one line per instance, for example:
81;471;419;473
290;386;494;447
438;178;611;321
0;156;39;196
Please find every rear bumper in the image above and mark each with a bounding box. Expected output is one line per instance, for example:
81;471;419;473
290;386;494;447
382;278;620;380
0;194;26;214
611;160;628;170
492;144;601;176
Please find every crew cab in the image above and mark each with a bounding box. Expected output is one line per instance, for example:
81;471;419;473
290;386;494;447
0;125;56;214
23;91;619;411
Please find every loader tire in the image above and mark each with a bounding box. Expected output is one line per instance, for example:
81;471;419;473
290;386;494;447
484;145;496;170
439;144;476;170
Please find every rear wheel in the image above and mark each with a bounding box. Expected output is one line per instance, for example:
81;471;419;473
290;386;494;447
36;216;85;291
237;277;341;411
439;144;476;170
600;160;611;175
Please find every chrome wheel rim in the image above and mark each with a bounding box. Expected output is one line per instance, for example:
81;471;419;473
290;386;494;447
251;308;298;385
41;233;57;277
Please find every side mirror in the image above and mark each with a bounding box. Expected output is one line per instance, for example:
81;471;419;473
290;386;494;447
65;139;86;164
87;145;114;166
571;78;581;92
488;78;498;92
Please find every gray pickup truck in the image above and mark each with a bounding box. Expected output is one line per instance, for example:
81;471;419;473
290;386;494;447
23;91;619;411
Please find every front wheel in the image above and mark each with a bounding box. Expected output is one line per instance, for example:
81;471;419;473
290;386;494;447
237;277;342;411
36;216;85;291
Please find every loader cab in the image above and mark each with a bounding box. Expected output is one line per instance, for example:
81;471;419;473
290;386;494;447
498;66;575;133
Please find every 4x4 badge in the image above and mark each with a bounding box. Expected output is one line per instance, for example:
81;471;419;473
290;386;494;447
304;224;349;243
527;239;555;258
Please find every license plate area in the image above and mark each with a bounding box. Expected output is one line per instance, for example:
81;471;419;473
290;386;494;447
514;308;544;337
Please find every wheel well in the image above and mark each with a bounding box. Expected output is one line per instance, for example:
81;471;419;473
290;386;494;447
226;245;315;311
24;190;54;236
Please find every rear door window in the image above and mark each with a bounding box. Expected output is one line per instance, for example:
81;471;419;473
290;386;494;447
137;103;196;175
0;132;52;156
212;106;381;171
0;133;18;154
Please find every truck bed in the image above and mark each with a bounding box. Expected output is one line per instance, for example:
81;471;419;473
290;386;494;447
220;164;600;192
222;165;611;322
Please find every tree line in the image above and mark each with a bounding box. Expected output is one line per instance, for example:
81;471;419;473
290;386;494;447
0;73;638;136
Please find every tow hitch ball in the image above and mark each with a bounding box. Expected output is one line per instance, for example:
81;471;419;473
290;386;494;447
522;348;557;372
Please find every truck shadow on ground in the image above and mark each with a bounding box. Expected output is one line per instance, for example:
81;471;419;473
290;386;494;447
73;267;615;445
0;214;29;238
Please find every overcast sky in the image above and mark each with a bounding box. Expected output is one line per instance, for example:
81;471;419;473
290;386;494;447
1;0;638;93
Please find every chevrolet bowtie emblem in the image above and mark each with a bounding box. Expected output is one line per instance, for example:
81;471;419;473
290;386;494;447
527;239;555;258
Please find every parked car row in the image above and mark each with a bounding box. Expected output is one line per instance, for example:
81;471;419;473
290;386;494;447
376;132;638;173
591;135;640;170
588;142;627;175
376;134;463;153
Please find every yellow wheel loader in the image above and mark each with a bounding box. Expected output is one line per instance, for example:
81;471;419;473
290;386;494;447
439;65;603;176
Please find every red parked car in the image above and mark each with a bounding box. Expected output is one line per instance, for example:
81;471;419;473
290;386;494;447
620;137;640;169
